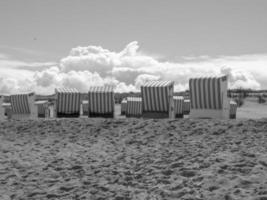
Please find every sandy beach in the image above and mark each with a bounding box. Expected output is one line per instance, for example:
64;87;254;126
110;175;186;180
0;118;267;200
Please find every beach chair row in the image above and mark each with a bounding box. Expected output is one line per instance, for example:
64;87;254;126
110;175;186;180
120;96;237;119
0;75;238;120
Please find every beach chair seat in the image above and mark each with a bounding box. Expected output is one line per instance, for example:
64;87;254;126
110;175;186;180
88;86;114;118
174;96;184;118
141;81;174;119
54;88;81;118
189;76;230;119
126;97;142;118
230;101;237;119
121;98;127;115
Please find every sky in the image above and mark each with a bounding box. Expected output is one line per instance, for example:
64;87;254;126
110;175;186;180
0;0;267;94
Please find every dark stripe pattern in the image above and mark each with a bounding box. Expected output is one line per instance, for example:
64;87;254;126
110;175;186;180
56;88;81;114
10;93;31;114
126;97;142;116
173;96;184;115
189;76;227;110
141;81;174;112
88;86;114;114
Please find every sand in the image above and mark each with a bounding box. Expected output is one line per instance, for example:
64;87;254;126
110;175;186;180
237;98;267;119
0;118;267;200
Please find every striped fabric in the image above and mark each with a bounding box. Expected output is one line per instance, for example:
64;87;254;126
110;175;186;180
189;76;227;110
56;88;81;114
183;99;191;114
126;97;142;117
10;93;32;114
88;86;114;114
121;99;127;114
230;101;237;116
141;81;174;112
174;96;184;115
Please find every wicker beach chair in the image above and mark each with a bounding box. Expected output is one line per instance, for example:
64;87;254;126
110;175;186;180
189;75;230;119
0;95;6;120
126;97;142;118
229;100;238;119
183;99;191;115
53;88;81;118
120;98;127;115
174;96;184;118
88;86;114;118
141;81;174;119
7;93;39;119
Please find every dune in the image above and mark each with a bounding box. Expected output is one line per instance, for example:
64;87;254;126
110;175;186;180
0;118;267;200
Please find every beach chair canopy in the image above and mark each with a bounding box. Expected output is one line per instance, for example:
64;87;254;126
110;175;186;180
126;97;142;116
88;86;114;114
55;88;81;114
10;93;34;114
141;81;174;112
189;76;228;110
173;96;184;115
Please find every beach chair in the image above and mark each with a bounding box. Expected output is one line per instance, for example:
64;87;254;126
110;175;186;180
183;99;191;115
121;98;127;115
229;101;237;119
126;97;142;118
8;93;39;120
0;95;6;120
174;96;184;118
189;75;230;119
88;86;114;118
35;100;49;118
54;88;81;118
81;100;89;116
141;81;175;119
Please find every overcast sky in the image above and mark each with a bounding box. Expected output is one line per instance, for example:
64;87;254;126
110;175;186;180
0;0;267;94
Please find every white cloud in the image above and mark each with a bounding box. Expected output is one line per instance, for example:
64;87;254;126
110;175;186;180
0;42;266;94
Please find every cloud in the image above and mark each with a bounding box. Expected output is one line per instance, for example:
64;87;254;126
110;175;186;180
0;42;266;94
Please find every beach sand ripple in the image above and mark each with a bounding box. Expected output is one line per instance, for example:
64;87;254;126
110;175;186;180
0;118;267;200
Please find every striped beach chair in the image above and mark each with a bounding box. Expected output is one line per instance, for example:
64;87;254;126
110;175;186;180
82;100;89;116
88;86;114;118
121;98;127;115
35;100;49;118
141;81;174;119
0;95;5;120
55;88;81;118
229;101;237;119
8;93;38;119
174;96;184;118
126;97;142;118
183;99;191;115
189;75;230;119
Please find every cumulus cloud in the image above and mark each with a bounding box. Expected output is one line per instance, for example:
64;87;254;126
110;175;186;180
0;42;266;94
